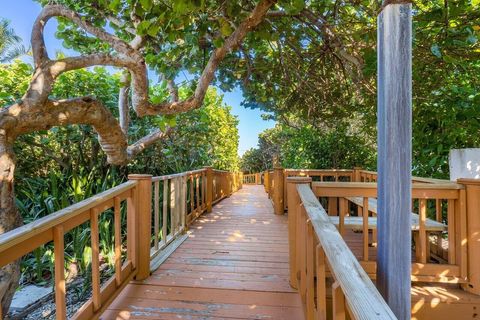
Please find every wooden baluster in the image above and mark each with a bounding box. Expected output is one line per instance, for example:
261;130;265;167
328;197;338;216
435;199;442;257
53;225;66;320
419;199;427;263
316;244;327;320
306;221;315;319
154;181;160;251
127;189;136;268
202;172;206;209
339;198;345;235
196;175;200;212
332;282;346;320
205;167;213;213
363;197;369;261
170;178;176;235
162;180;168;242
182;175;187;228
91;208;101;311
190;175;194;214
114;196;122;286
447;199;456;264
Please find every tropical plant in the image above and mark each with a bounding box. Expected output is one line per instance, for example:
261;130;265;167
0;18;27;62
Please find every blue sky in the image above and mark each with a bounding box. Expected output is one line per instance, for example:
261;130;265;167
1;0;275;156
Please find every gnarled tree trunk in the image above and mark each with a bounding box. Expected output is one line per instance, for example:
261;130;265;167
0;135;21;316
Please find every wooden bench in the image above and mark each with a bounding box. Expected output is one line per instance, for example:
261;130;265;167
338;196;446;232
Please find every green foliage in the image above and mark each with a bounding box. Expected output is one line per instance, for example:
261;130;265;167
241;123;376;172
0;18;27;62
0;59;239;287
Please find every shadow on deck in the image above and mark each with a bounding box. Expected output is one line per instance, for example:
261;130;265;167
102;185;304;319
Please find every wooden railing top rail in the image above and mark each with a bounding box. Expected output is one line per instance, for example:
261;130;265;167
312;181;464;190
0;180;137;260
285;168;354;173
152;169;206;182
358;169;454;185
297;184;397;319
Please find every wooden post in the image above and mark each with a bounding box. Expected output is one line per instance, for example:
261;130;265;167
458;179;480;295
128;174;152;280
286;177;312;289
353;167;362;182
264;170;270;194
273;167;285;215
377;2;412;318
205;166;213;213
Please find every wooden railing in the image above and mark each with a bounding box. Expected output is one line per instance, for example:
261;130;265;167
0;168;242;320
287;177;396;319
313;180;467;284
242;172;260;185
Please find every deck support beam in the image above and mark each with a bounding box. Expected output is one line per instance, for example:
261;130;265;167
377;2;412;319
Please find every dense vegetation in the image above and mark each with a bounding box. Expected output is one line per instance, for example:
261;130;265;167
239;1;480;179
0;59;239;290
0;0;479;314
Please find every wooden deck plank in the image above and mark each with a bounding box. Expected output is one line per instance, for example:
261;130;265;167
102;185;304;319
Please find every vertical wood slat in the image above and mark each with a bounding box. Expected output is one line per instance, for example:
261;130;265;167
202;172;206;209
162;180;168;243
190;175;194;214
316;244;326;320
114;197;122;286
170;178;176;235
299;208;307;301
306;221;315;319
447;199;456;264
182;175;187;228
459;189;468;279
53;225;66;320
90;208;101;311
338;198;345;235
196;175;200;211
363;197;369;261
332;281;346;320
127;188;136;268
435;199;443;257
419;199;427;263
154;181;160;251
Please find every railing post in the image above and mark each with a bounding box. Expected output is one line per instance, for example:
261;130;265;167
205;166;213;213
353;167;362;182
286;177;312;289
264;170;270;195
273;167;285;215
128;174;152;280
227;173;233;196
458;179;480;295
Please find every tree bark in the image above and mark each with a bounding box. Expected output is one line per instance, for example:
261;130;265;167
0;137;21;316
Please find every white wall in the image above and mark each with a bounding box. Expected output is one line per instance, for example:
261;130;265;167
449;148;480;181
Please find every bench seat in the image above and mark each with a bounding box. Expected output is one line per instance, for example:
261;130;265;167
332;196;447;232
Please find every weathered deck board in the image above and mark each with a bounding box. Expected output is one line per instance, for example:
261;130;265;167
101;185;304;319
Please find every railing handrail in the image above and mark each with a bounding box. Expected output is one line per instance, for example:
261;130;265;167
152;168;206;181
0;180;138;259
297;183;397;319
312;181;464;190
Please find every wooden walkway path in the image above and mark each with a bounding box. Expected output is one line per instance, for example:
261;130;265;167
102;185;304;319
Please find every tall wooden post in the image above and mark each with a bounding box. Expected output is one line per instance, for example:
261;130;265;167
205;166;213;213
273;167;285;215
128;174;152;280
286;177;312;289
264;170;270;195
458;179;480;295
377;2;412;318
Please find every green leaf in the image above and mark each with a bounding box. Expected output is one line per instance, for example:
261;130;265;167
140;0;153;11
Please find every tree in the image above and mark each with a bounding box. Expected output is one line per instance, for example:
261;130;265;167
0;0;277;313
0;18;27;62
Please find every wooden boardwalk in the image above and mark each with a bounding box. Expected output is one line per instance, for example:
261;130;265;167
102;185;304;319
